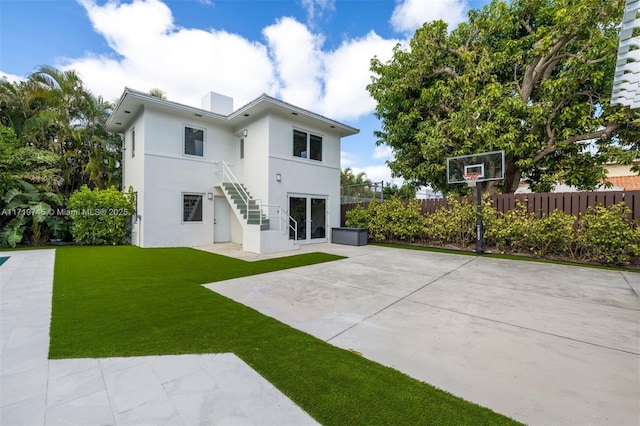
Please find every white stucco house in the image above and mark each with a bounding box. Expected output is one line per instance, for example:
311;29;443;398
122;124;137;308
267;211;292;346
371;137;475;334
105;88;359;254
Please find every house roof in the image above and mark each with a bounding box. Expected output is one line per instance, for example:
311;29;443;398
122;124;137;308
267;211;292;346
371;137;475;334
105;88;360;138
604;175;640;190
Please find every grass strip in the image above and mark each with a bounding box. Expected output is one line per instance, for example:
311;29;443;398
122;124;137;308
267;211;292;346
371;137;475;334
50;245;520;425
373;242;640;273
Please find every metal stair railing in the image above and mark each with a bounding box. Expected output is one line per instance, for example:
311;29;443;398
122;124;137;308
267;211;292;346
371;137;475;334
219;161;263;226
217;162;297;241
283;208;298;244
263;205;297;243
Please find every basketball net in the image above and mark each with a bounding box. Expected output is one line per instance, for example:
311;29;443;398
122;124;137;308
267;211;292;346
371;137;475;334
463;172;482;188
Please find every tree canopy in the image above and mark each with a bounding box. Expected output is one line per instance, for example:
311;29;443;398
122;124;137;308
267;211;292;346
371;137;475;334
0;65;123;246
368;0;639;194
0;66;122;196
383;182;418;200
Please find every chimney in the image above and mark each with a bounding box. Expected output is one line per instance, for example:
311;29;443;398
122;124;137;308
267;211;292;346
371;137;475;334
201;92;233;115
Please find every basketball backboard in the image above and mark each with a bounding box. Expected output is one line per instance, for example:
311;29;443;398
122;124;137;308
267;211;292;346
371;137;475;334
446;150;505;185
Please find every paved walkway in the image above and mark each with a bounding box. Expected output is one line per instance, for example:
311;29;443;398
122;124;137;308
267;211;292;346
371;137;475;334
204;243;640;425
0;249;316;426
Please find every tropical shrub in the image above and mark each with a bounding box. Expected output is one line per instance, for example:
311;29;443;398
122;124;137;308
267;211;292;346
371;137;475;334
386;198;425;242
576;203;640;264
484;201;533;253
67;186;136;245
423;198;476;247
525;210;577;257
345;204;371;229
345;198;425;243
0;180;64;247
343;197;640;265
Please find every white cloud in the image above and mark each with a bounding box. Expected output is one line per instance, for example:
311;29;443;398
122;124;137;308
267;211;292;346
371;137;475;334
263;17;325;110
340;151;358;168
301;0;335;27
79;0;174;57
390;0;467;34
372;144;392;160
0;71;25;83
68;0;276;107
352;165;401;185
320;31;398;120
63;0;398;122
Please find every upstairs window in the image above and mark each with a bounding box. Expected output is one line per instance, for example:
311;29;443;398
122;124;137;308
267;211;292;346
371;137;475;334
184;126;204;157
293;130;322;161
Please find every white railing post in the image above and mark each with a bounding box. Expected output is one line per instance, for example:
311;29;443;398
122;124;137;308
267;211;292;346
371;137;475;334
218;162;297;241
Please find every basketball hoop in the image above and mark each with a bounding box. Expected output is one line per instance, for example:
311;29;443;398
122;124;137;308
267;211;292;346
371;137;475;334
446;150;505;256
463;172;482;187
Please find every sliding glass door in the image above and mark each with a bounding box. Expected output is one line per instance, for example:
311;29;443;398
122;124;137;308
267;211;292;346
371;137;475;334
289;195;327;243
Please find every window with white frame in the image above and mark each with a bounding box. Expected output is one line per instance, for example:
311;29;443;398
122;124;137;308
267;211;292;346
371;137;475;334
293;129;322;161
182;194;203;222
184;126;204;157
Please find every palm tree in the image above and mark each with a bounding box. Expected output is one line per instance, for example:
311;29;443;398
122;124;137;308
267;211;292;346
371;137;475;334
341;168;371;186
23;66;122;194
148;88;166;99
0;65;124;246
341;168;378;203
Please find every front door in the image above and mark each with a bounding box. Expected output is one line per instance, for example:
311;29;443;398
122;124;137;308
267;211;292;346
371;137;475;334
214;196;230;242
289;195;327;243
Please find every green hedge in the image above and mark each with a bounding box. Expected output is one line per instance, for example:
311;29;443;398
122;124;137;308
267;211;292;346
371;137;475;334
67;186;136;245
345;198;640;265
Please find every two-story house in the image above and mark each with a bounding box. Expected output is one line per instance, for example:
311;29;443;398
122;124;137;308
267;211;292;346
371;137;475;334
106;88;359;254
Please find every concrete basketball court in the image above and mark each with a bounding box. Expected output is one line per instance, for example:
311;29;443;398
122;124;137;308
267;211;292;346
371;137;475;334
204;243;640;425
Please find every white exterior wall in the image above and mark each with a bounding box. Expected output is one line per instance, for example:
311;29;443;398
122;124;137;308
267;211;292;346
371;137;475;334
119;97;349;251
129;107;236;247
123;112;146;246
238;115;270;200
267;114;342;234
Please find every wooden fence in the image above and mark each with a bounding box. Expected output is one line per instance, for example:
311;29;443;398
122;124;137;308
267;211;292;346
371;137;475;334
341;190;640;226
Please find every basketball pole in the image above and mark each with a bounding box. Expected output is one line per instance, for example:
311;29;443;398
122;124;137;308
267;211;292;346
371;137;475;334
475;181;484;255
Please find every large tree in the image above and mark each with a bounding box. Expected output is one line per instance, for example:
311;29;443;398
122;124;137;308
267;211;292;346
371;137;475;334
0;66;123;246
368;0;639;194
0;66;122;196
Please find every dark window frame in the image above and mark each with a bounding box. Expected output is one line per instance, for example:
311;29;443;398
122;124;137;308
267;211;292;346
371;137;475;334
293;129;322;162
184;125;205;157
182;193;204;223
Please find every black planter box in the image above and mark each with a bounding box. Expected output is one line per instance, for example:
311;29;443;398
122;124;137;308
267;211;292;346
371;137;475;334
331;227;368;246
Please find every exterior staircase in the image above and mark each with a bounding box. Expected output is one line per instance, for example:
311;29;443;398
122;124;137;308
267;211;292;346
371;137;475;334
216;161;297;254
221;182;270;230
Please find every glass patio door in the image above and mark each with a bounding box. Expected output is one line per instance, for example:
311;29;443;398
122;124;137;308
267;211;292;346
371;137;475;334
289;196;307;241
289;195;327;242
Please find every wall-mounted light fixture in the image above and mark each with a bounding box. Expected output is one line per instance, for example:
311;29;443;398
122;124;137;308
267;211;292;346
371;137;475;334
276;173;282;182
243;129;248;137
207;193;213;200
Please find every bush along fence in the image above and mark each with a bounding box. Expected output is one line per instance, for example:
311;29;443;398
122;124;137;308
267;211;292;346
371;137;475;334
341;190;640;225
343;194;640;266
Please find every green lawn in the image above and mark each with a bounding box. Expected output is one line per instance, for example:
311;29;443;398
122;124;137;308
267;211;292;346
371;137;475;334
50;245;520;425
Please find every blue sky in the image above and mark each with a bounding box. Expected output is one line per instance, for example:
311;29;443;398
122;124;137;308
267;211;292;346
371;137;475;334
0;0;490;189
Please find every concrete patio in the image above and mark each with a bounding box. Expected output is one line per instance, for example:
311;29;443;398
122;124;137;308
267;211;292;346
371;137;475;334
204;243;640;425
1;244;639;425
